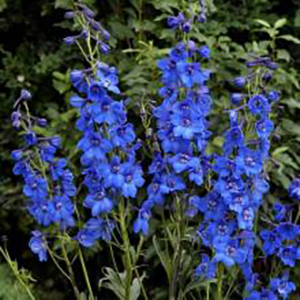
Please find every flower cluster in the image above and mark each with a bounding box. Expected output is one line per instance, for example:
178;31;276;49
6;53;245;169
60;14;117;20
64;3;110;54
193;56;286;294
167;0;207;32
133;40;212;235
69;59;144;248
11;90;77;261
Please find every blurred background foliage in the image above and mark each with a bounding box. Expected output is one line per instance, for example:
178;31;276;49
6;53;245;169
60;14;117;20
1;0;300;298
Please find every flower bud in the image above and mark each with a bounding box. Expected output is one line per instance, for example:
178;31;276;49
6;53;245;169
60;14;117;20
64;11;75;19
233;76;246;88
37;118;48;127
64;36;77;45
182;21;191;33
11;150;23;161
21;89;32;100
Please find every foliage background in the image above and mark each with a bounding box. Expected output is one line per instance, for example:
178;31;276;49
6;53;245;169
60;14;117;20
1;0;300;298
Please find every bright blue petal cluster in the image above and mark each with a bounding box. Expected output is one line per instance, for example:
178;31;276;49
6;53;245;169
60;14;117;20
70;62;144;247
11;90;77;261
134;41;211;235
193;56;282;287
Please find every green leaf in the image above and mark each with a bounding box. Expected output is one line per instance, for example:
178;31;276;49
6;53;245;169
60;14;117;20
278;35;300;44
274;18;287;29
254;19;271;28
0;0;7;12
276;49;290;62
281;119;300;135
281;98;300;109
54;0;73;8
153;235;172;283
295;9;300;27
272;146;289;157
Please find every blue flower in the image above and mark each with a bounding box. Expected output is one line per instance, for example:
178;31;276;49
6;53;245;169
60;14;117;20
248;95;270;116
84;190;113;215
50;195;75;228
149;153;166;174
109;123;136;147
98;70;120;94
245;289;278;300
92;97;126;125
267;90;280;102
233;76;246;88
133;207;152;235
236;147;263;176
120;163;145;198
214;238;247;267
223;126;244;154
170;42;188;61
50;159;67;180
288;178;300;201
23;175;48;201
275;222;300;241
255;119;274;138
157;58;179;87
99;156;124;188
195;254;216;279
160;173;186;194
197;45;210;59
169;153;200;173
230;93;244;106
277;245;298;267
260;229;281;256
29;231;47;262
270;272;296;300
177;62;209;88
77;218;115;247
171;113;204;140
237;207;255;230
24;131;38;146
77;131;112;164
28;200;53;226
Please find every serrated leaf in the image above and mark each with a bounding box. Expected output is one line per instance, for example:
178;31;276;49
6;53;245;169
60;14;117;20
255;19;271;28
278;35;300;44
274;18;287;29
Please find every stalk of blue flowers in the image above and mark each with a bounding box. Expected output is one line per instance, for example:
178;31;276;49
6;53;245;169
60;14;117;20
119;197;133;300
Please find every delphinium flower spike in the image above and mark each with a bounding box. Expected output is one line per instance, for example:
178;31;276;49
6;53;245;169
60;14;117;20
64;3;144;248
11;89;77;261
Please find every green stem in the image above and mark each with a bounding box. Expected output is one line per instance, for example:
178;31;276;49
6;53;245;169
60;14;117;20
78;247;94;300
60;235;81;300
47;246;71;281
217;264;224;300
169;194;184;300
0;247;36;300
206;282;210;300
295;205;300;224
119;198;132;300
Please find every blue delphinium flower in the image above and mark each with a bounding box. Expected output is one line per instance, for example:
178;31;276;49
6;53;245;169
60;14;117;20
29;231;47;262
195;254;216;279
288;178;300;201
270;272;296;299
